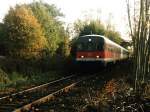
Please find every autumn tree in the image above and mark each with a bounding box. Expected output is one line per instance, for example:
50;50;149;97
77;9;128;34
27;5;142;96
29;1;65;56
4;6;47;59
56;27;70;57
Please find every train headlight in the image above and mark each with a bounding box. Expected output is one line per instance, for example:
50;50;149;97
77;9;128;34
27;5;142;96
88;38;92;42
96;56;99;58
81;56;84;58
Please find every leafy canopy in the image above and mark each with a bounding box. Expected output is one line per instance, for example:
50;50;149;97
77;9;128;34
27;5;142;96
4;6;47;59
29;2;65;55
74;19;123;45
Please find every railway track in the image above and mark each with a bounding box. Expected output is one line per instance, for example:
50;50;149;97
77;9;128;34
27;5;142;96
14;72;105;112
0;75;74;100
0;75;76;112
0;73;99;112
0;64;132;112
32;73;106;112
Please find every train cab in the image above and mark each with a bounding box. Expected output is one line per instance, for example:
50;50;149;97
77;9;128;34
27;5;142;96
75;35;129;65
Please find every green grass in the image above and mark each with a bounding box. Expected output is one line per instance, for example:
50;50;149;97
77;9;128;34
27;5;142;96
0;70;63;94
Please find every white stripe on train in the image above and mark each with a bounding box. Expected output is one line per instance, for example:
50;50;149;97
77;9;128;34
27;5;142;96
76;57;127;62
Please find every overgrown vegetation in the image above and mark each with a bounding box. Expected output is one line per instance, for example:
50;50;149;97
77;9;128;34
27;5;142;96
83;78;150;112
0;1;70;91
0;70;62;94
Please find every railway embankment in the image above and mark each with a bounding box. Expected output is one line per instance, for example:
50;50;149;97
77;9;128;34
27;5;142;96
0;71;66;98
0;60;150;112
23;61;150;112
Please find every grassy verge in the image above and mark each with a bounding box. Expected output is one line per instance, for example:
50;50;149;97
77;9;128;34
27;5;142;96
0;70;63;96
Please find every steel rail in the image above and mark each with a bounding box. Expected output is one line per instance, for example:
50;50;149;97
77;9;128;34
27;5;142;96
13;74;98;112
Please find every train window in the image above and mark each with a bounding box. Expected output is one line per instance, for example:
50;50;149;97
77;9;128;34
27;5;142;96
108;48;111;52
77;42;85;51
76;36;105;51
87;42;95;51
77;42;96;51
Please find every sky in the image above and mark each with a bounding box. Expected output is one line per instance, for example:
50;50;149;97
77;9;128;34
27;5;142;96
0;0;131;40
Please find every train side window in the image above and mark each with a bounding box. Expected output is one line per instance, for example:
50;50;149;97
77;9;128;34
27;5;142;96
107;47;110;51
109;48;112;52
105;46;108;51
88;42;95;51
108;47;109;51
109;48;111;52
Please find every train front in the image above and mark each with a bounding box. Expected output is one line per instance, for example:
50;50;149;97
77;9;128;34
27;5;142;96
76;35;105;65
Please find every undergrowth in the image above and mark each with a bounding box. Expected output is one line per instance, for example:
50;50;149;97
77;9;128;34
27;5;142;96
0;70;62;94
82;78;150;112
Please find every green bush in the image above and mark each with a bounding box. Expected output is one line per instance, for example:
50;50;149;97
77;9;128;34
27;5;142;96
0;68;10;84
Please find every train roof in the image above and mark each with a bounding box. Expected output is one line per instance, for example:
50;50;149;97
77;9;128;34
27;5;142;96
80;34;128;52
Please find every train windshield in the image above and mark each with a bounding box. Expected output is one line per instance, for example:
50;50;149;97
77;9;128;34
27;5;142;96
77;36;104;51
77;42;96;51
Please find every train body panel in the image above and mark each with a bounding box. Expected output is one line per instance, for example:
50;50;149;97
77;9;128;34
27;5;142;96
75;34;129;64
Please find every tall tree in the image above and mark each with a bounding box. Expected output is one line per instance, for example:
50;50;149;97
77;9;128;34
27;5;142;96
29;1;65;55
126;0;150;91
105;30;123;45
4;6;47;59
0;23;7;55
79;20;105;36
74;19;123;45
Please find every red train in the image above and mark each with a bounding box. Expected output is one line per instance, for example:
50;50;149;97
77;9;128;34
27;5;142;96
75;35;129;65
